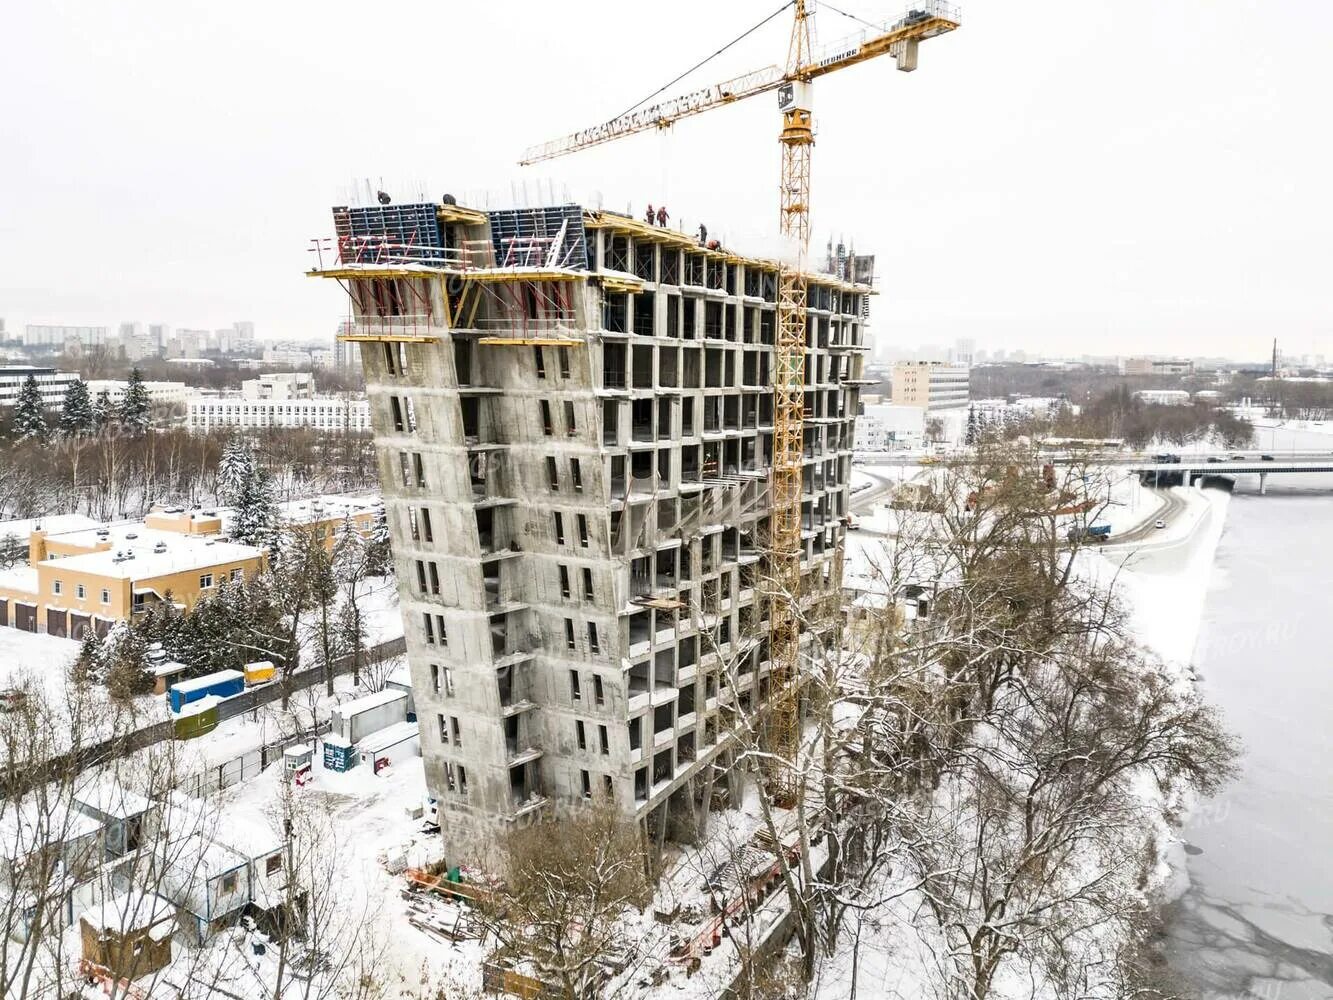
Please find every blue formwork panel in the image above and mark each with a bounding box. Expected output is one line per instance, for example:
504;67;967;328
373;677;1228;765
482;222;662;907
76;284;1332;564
486;205;590;270
332;203;447;264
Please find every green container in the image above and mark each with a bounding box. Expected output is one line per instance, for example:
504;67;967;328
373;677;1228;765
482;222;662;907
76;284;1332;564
174;703;219;740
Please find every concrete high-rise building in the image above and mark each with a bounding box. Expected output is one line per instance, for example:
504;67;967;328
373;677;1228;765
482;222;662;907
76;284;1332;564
891;360;970;410
952;337;975;366
313;198;869;861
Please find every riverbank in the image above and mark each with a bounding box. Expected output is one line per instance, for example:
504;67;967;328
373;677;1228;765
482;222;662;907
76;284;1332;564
1159;461;1333;998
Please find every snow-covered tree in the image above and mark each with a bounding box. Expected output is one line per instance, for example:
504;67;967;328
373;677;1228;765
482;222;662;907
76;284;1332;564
10;374;47;442
91;388;114;430
364;502;392;576
57;378;95;436
217;436;253;505
120;367;151;436
965;404;977;446
231;465;279;550
333;512;370;685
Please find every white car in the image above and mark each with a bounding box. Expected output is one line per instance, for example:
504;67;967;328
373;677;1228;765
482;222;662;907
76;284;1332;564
1154;519;1167;529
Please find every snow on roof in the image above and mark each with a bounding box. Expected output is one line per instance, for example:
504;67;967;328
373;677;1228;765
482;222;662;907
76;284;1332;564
152;660;190;677
171;669;244;694
161;792;282;861
334;687;406;718
0;514;100;540
0;565;38;594
81;890;176;933
158;832;249;917
43;536;263;581
74;776;153;820
274;494;381;526
358;720;419;755
0;801;101;859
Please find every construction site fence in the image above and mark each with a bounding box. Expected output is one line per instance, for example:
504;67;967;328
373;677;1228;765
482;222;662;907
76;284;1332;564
1;635;406;801
173;720;332;799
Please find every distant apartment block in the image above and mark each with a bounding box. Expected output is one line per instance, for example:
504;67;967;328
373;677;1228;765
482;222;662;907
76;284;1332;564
0;365;79;408
86;379;190;408
241;372;315;400
1122;357;1194;376
891;360;970;410
186;395;371;432
311;197;869;863
24;325;108;351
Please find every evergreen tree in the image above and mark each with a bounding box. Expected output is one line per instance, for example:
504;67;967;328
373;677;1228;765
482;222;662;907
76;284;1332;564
120;367;151;436
217;436;253;505
231;466;280;549
92;389;114;430
71;627;107;684
364;503;392;576
58;378;95;436
105;628;152;703
965;405;977;446
11;374;48;442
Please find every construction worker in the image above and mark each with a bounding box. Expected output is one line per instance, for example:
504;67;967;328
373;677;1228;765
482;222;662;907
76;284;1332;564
656;205;669;227
645;203;655;225
697;222;708;245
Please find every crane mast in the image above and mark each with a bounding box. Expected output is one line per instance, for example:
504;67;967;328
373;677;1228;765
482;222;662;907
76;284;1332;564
520;1;960;802
769;1;815;800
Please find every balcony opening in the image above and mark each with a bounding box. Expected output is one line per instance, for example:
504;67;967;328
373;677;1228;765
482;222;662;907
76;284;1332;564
631;345;653;389
633;292;655;336
602;342;628;389
653;748;673;785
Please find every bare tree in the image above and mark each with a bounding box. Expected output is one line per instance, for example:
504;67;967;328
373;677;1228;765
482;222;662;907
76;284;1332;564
478;801;652;999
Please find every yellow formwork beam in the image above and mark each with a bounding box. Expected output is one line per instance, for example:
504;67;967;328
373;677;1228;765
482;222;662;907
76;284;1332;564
477;337;584;347
337;334;440;344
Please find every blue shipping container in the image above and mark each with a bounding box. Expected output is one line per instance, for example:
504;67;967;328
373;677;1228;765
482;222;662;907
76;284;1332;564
169;669;246;713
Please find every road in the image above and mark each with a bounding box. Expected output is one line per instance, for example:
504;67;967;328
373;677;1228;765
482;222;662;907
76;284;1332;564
1111;488;1185;544
850;468;900;515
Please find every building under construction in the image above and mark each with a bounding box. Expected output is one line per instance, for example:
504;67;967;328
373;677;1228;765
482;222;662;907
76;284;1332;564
313;197;873;862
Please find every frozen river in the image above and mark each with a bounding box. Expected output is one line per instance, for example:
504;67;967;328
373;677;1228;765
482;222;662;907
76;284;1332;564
1165;426;1333;999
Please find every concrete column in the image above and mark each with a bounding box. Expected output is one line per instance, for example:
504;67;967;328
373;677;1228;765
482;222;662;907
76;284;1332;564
1259;471;1268;495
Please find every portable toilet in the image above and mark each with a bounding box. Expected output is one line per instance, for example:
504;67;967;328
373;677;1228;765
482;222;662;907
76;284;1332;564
283;743;313;777
322;734;359;773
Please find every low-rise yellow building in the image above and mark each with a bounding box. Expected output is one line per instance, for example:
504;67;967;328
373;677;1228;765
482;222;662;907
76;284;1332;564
0;493;382;640
0;517;264;640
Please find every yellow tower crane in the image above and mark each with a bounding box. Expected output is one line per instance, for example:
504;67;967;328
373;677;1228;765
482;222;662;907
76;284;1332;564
522;1;960;798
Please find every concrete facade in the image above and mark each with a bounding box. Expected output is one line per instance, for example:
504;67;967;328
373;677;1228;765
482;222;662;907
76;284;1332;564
320;201;870;863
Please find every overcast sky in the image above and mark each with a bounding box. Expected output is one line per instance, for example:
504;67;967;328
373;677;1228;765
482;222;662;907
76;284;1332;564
2;0;1330;361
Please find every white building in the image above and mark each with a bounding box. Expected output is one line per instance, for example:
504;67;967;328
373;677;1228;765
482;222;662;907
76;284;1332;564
0;366;80;408
23;325;108;351
1133;389;1192;406
854;403;927;451
86;379;190;408
167;329;210;358
186;396;371;433
261;347;314;367
241;372;314;401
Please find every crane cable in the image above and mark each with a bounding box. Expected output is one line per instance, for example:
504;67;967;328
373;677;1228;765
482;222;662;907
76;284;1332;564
613;1;796;121
817;1;880;31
